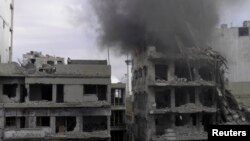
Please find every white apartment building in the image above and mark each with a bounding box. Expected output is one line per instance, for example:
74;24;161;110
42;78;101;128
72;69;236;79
0;0;14;63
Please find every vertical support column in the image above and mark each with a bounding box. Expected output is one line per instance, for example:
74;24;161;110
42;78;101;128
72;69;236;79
50;116;56;133
193;68;200;81
107;84;111;103
212;89;217;108
52;84;57;103
148;88;156;109
113;92;116;106
147;61;155;84
195;88;201;105
123;88;126;105
107;116;110;131
107;115;111;141
16;117;21;128
0;84;3;103
28;116;36;128
170;114;175;128
0;109;4;141
171;88;175;108
25;84;30;102
168;62;175;81
16;84;21;102
197;113;203;131
0;109;5;129
75;116;83;132
185;91;190;104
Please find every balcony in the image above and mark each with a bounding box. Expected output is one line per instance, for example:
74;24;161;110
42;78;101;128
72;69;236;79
47;130;110;140
150;103;217;115
150;79;216;87
1;101;110;108
3;128;51;140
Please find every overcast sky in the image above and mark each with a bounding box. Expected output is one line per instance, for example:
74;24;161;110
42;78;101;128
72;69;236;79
13;0;127;83
13;0;250;82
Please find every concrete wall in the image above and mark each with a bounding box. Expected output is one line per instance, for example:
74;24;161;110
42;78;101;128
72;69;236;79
228;82;250;107
212;22;250;107
4;128;51;139
212;23;250;82
0;0;13;63
64;85;83;103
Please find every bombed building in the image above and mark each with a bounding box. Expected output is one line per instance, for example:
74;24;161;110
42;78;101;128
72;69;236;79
22;51;65;68
131;46;248;141
0;56;112;140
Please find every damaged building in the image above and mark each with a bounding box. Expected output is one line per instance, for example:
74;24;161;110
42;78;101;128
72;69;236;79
131;46;249;141
111;83;126;141
0;58;112;140
22;51;65;68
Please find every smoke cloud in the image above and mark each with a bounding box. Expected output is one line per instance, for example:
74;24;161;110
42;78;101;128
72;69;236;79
91;0;219;53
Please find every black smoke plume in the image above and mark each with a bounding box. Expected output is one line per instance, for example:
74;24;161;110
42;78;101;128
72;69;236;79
91;0;219;53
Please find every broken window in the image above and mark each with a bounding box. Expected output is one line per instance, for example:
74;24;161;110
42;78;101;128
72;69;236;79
5;117;16;127
30;84;52;101
175;88;195;107
20;117;26;128
175;61;194;81
3;84;17;98
56;117;76;133
83;116;107;132
111;88;125;105
38;68;44;72
57;61;63;64
47;61;55;65
199;66;213;81
111;111;124;127
175;114;190;126
239;27;249;36
155;89;171;108
56;85;64;103
155;115;172;135
20;85;27;103
200;88;215;107
30;59;36;64
111;131;124;141
155;64;168;81
36;117;50;127
84;85;107;101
